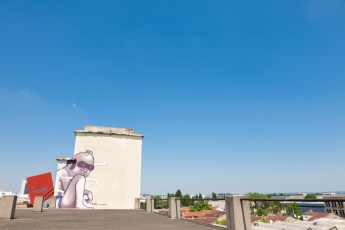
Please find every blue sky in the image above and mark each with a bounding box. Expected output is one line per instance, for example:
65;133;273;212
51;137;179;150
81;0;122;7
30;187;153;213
1;0;345;195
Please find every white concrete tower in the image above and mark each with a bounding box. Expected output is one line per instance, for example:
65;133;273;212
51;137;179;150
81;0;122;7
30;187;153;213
73;125;144;209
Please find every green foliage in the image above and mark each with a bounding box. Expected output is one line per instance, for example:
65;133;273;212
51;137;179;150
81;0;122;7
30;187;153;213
198;193;203;199
257;207;268;216
153;195;168;209
140;202;146;209
189;201;212;212
260;216;268;223
286;202;302;218
192;194;199;199
247;192;268;214
175;189;183;198
212;192;217;199
266;193;285;198
246;192;285;216
181;194;191;206
247;192;268;199
167;193;176;198
271;201;285;215
305;194;317;199
266;193;277;198
215;219;227;226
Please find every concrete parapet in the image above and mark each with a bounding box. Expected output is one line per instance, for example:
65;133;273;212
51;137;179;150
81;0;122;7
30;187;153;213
0;195;17;219
168;197;181;219
33;196;44;212
49;196;56;209
146;198;154;212
135;198;140;209
225;196;251;230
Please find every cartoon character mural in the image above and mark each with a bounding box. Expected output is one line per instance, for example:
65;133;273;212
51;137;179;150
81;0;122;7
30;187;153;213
56;150;95;208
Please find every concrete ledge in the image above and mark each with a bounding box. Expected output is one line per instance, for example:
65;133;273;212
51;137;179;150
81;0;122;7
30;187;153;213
135;198;140;209
0;195;17;219
33;196;44;212
49;197;56;209
146;198;155;212
225;196;251;230
169;197;181;219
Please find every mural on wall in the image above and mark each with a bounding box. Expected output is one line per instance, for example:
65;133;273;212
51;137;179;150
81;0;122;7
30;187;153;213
56;150;95;208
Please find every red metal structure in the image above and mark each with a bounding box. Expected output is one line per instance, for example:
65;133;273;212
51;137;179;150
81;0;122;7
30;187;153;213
26;172;54;204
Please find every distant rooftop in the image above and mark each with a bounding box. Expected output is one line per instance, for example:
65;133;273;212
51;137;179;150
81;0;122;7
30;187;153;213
74;125;144;138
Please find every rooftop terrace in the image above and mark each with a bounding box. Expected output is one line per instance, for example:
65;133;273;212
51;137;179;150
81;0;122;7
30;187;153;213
0;209;220;230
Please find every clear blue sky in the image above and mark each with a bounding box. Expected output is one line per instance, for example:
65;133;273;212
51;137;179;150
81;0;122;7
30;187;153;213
1;0;345;195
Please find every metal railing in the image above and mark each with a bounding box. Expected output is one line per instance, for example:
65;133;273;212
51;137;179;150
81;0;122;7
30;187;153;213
146;196;345;230
148;197;226;228
240;197;345;229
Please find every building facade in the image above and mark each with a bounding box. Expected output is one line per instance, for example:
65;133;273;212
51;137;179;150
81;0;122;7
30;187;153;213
325;198;345;217
54;126;144;209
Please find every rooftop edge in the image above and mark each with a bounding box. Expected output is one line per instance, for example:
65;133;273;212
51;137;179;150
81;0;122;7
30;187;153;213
74;125;144;138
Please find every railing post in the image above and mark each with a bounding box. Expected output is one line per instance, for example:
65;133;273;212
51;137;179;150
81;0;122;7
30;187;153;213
134;198;140;209
146;198;153;212
168;197;181;219
33;196;44;212
49;196;56;209
225;196;251;230
176;198;181;219
0;195;17;220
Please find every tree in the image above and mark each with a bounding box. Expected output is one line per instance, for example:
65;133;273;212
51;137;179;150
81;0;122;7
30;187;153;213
198;193;203;199
175;189;183;198
246;192;285;216
212;192;217;199
167;193;176;198
189;201;212;212
140;202;146;209
191;194;199;205
181;194;191;207
153;195;168;209
257;207;268;216
246;192;268;211
305;194;317;199
271;201;285;215
286;202;302;218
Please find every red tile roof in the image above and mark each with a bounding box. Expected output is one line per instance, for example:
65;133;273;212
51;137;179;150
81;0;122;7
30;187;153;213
304;211;332;221
182;210;224;218
183;212;201;217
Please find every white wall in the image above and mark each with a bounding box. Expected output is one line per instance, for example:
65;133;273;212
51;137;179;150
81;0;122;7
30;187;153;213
73;129;143;209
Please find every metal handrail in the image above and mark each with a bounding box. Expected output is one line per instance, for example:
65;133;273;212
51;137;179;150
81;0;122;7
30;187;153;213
153;197;345;202
176;198;225;201
42;187;54;201
241;198;345;202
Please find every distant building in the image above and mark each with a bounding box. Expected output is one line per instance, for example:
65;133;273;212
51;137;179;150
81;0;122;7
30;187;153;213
216;193;240;198
324;197;345;217
322;192;336;196
303;211;342;221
